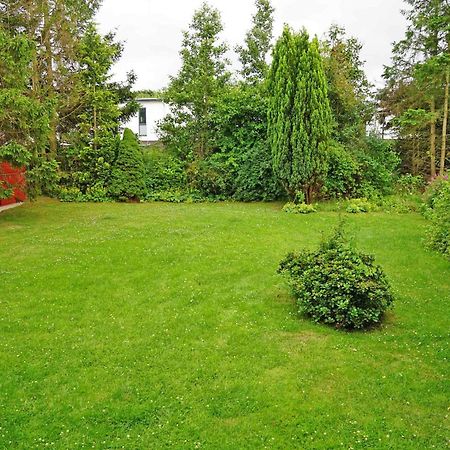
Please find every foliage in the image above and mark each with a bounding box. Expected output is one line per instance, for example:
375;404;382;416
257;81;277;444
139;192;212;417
58;184;110;202
233;141;282;201
186;153;235;198
212;85;282;201
1;0;102;156
58;25;136;197
0;27;55;199
278;224;394;329
267;27;332;203
282;202;316;214
145;189;205;203
423;176;450;258
160;2;230;159
68;24;123;149
26;157;60;199
143;147;187;193
381;0;450;177
322;141;359;198
346;198;373;213
353;136;400;198
58;134;120;195
321;25;374;144
396;173;425;195
322;137;399;200
236;0;274;84
109;129;146;201
374;194;422;214
423;175;449;211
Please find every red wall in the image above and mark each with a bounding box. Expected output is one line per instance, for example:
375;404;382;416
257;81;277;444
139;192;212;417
0;162;27;206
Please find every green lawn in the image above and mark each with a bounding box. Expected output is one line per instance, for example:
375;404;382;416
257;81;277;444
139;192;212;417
1;200;448;449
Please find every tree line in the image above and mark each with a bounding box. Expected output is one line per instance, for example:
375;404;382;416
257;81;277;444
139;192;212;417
0;0;448;203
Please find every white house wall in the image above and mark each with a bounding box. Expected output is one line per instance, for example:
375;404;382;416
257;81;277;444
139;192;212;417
122;99;170;142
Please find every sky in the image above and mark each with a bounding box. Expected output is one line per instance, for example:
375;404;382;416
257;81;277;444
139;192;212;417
96;0;408;91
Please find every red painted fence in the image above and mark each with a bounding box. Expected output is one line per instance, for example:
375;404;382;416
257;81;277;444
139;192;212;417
0;162;27;206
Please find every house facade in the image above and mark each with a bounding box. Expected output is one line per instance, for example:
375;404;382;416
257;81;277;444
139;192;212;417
121;98;170;143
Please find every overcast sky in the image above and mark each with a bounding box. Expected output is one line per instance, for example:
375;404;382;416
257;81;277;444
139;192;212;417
96;0;408;91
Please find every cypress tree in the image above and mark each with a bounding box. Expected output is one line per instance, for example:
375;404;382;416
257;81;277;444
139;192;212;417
109;129;146;201
268;27;332;203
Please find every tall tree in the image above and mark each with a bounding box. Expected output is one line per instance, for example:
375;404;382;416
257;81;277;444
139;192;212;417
383;0;449;177
0;26;58;198
267;27;332;203
59;24;134;194
236;0;274;84
160;2;230;159
321;25;373;144
0;0;101;156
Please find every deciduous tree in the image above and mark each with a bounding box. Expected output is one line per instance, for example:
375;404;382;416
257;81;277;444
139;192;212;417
236;0;274;84
160;2;230;159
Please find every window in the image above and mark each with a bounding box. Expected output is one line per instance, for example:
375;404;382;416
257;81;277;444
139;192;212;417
139;107;147;136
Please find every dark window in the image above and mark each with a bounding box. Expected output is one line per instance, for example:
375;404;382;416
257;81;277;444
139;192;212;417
139;107;147;125
139;107;147;136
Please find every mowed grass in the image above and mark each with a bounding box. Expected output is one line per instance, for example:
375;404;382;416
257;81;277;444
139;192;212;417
0;199;449;449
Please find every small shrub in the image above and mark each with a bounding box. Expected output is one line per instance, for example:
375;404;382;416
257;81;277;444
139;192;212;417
375;195;421;214
396;174;425;195
346;198;372;213
58;186;84;202
423;175;449;211
423;176;450;258
278;225;394;329
282;202;317;214
84;184;110;202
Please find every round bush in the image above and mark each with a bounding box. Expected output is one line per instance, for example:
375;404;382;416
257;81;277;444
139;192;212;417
278;227;394;329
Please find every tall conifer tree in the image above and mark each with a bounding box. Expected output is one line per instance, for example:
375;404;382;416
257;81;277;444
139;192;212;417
268;27;332;203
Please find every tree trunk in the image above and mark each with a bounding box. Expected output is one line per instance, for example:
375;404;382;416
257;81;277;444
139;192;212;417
43;3;57;158
412;137;419;175
93;83;97;151
440;67;449;176
430;96;436;178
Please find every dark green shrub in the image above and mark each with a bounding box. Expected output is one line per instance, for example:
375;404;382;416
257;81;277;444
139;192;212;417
233;142;283;201
323;141;359;198
58;133;119;195
353;137;400;198
186;153;236;198
109;129;146;201
322;137;400;200
278;226;394;329
142;147;187;193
